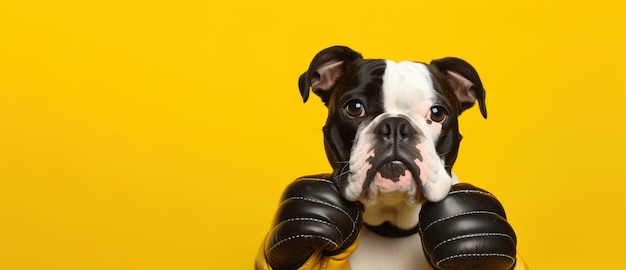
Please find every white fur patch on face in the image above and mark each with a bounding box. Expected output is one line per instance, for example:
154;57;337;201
382;61;437;116
381;61;452;202
344;60;452;228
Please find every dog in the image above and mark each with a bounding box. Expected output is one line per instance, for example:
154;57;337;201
298;46;486;268
257;46;520;270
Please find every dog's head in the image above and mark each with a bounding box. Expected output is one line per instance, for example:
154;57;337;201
299;46;486;230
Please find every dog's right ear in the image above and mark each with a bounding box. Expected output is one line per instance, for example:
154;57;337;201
298;46;363;104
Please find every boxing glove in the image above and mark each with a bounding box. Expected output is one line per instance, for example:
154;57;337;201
418;183;517;270
261;174;363;270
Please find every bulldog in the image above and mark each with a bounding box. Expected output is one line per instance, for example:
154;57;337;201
256;46;521;270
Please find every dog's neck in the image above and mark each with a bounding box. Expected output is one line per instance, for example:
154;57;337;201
362;173;460;237
365;222;421;238
361;200;422;231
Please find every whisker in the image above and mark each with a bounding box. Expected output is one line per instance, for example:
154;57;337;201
332;163;351;181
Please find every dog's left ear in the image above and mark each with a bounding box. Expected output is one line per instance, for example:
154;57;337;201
430;58;487;118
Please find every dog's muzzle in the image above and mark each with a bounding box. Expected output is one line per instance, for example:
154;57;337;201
344;115;452;204
364;116;423;185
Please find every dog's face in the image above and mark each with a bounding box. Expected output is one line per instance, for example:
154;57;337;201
299;46;486;230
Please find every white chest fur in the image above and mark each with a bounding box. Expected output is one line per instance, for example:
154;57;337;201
348;175;460;269
348;226;432;270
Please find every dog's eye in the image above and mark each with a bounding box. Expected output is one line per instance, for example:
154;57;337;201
345;100;366;118
428;106;448;123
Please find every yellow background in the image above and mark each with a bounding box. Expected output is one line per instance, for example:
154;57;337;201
1;1;625;269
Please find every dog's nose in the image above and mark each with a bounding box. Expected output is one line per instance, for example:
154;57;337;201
374;117;416;142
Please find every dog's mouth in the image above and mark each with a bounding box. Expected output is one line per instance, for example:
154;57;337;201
378;160;409;182
357;158;425;204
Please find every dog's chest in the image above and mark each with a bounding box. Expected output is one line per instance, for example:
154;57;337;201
348;227;432;270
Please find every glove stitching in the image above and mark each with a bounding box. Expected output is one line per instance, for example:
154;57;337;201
432;232;513;252
283;217;343;235
448;189;494;197
287;196;356;225
278;177;360;256
436;253;515;267
420;210;502;234
268;234;339;254
297;177;334;184
286;196;360;246
342;209;360;245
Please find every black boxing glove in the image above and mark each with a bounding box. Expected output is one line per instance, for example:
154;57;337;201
418;183;517;270
261;174;363;270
